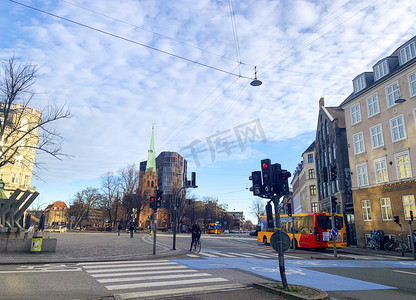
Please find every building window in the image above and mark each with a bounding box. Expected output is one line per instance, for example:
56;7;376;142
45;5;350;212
374;60;389;81
308;169;315;179
366;93;380;117
362;200;372;221
353;75;366;93
356;163;369;187
308;154;313;163
350;103;362;125
399;41;416;65
310;185;316;196
374;158;388;184
11;174;19;184
380;198;392;221
386;82;400;108
312;202;318;213
402;195;416;220
353;132;365;154
395;151;412;179
328;147;332;164
390;115;406;142
370;124;384;149
332;142;336;160
409;71;416;97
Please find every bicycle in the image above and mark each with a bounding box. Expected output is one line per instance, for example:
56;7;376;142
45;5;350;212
191;235;201;253
366;239;381;250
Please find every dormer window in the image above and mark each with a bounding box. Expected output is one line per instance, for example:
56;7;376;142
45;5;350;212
353;75;366;93
399;40;416;65
374;60;389;81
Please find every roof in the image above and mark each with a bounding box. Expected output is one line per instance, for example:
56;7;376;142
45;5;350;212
325;107;346;128
302;141;315;156
340;35;416;107
45;201;68;211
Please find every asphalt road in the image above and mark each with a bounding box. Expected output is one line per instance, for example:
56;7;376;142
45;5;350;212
0;231;415;299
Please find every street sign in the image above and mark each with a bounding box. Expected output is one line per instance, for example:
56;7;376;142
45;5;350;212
332;227;339;237
270;231;291;253
70;216;75;221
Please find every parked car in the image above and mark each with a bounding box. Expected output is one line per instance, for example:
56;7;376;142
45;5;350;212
223;230;229;234
249;229;258;236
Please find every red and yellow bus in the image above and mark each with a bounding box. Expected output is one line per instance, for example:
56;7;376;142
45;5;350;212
207;223;223;234
257;212;347;249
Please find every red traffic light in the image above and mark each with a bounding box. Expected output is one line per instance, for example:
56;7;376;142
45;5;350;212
281;171;291;180
150;197;155;202
262;162;269;170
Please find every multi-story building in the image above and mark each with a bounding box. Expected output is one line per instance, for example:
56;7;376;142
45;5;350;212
315;97;355;245
0;103;40;196
340;36;416;248
44;201;68;226
299;142;319;213
291;168;301;214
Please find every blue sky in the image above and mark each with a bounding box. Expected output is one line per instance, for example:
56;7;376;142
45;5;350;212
1;0;415;222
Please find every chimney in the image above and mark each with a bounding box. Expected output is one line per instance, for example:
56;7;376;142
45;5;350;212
319;97;325;107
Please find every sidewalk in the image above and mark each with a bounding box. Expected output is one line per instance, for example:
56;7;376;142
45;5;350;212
0;231;183;265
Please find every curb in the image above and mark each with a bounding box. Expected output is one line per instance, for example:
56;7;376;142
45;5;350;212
253;283;329;300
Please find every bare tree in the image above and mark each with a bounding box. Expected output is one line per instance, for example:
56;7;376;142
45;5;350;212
0;56;71;172
119;164;140;226
70;187;101;228
99;172;120;228
249;198;265;225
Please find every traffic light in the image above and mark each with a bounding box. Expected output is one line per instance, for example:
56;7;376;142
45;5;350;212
276;169;291;195
261;159;273;197
249;171;262;196
156;190;163;208
393;215;400;225
149;196;156;210
410;210;413;222
331;196;337;213
191;172;196;187
330;165;337;181
287;203;292;217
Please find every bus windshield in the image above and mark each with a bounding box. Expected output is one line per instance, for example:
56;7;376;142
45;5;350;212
317;216;343;229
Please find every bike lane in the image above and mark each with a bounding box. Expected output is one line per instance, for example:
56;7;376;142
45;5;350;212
171;258;416;292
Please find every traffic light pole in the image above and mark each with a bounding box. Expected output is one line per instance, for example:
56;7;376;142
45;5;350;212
408;220;415;260
272;195;288;290
328;167;337;258
172;186;186;250
153;209;157;255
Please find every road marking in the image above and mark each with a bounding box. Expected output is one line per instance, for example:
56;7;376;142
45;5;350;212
393;270;416;275
198;252;218;257
98;272;211;283
81;261;176;269
107;277;229;290
85;265;188;274
116;283;247;299
91;269;197;278
213;252;236;257
186;253;200;257
78;260;168;266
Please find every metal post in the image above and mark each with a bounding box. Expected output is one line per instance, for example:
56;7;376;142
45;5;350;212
328;167;337;258
292;216;295;251
408;221;415;260
153;210;157;255
173;186;186;250
400;224;404;257
272;195;288;290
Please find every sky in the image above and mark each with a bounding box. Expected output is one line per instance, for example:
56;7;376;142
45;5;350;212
1;0;415;222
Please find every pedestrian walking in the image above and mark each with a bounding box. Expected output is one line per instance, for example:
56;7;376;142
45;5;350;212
129;222;135;238
412;230;416;250
117;222;122;236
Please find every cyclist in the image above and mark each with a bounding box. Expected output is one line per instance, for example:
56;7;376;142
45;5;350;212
190;221;201;251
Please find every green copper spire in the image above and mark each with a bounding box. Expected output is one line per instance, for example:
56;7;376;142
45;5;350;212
145;123;156;174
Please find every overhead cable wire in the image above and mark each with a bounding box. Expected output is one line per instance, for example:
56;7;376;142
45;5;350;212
9;0;251;80
58;0;240;65
228;0;242;75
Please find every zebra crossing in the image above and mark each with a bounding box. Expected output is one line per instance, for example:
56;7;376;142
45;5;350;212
186;249;305;259
78;260;247;299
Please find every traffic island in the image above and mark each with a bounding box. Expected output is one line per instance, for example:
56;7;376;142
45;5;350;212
253;282;329;300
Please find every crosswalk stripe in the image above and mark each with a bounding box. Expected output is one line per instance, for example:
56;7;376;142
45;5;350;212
186;254;200;258
242;252;273;258
98;272;211;283
116;283;247;299
91;269;197;278
227;252;253;257
82;262;175;269
198;252;218;257
86;265;187;274
214;252;236;257
106;277;229;290
78;260;166;266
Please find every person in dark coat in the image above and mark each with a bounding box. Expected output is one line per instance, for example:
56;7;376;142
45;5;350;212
190;221;201;251
117;222;122;236
129;222;135;238
25;212;31;230
38;213;45;231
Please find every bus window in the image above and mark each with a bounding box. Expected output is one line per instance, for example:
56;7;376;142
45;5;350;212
296;216;314;234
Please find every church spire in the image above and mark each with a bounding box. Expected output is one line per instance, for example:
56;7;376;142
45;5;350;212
145;123;156;174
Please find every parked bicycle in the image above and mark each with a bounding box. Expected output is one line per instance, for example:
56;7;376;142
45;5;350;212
384;236;409;254
366;230;384;250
